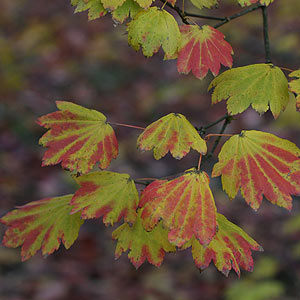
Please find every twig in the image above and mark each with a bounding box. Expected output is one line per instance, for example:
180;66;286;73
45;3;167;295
205;133;233;141
108;122;145;130
204;116;232;160
197;154;203;171
261;5;272;63
214;4;262;29
184;12;226;21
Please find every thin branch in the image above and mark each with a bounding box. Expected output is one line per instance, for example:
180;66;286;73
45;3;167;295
197;153;203;171
160;0;189;24
108;122;145;130
214;3;262;29
261;5;272;63
184;12;226;21
204;116;232;160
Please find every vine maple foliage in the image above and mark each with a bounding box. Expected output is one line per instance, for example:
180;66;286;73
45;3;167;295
1;0;300;278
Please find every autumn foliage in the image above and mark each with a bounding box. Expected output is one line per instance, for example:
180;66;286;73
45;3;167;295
1;0;300;278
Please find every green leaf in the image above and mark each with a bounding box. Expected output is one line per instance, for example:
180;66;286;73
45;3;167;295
112;0;143;23
71;0;107;20
137;113;207;160
183;213;262;277
37;101;118;174
209;64;290;119
190;0;219;10
127;7;181;57
289;69;300;111
0;195;83;261
139;169;217;247
112;210;176;268
212;130;300;211
71;171;139;225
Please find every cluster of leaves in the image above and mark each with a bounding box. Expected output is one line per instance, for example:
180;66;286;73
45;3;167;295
2;0;300;279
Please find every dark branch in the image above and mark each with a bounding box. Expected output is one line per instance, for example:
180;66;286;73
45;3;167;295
184;12;226;21
204;116;232;160
214;4;262;29
160;0;190;24
261;5;272;63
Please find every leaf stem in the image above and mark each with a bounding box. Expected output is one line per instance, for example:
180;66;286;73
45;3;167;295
197;153;203;171
108;122;145;130
205;133;233;141
261;5;272;63
279;66;296;73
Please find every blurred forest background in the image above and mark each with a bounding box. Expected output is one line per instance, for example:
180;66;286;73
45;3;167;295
1;0;300;299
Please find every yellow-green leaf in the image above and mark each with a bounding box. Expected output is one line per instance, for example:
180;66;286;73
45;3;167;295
112;210;175;268
112;0;143;23
190;0;219;10
71;171;139;225
209;64;290;119
139;168;217;247
127;7;181;57
0;195;83;261
37;101;118;174
289;69;300;111
71;0;107;20
212;130;300;210
183;213;262;277
237;0;274;6
137;113;207;160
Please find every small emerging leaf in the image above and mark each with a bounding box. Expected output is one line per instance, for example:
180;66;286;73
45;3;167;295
112;210;176;268
0;195;83;261
139;168;217;247
137;113;207;160
177;25;233;79
183;213;262;276
212;130;300;211
37;101;118;174
127;7;181;57
209;64;290;119
289;69;300;111
71;171;139;225
71;0;107;20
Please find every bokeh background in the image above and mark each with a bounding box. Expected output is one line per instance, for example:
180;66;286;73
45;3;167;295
1;0;300;299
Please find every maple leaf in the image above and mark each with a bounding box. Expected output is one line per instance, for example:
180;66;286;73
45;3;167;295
209;64;290;119
289;70;300;111
127;7;181;57
70;171;139;225
71;0;107;20
139;168;217;247
111;0;142;23
112;210;176;268
177;25;233;79
237;0;274;6
183;213;263;277
37;101;118;174
190;0;219;10
212;130;300;211
137;113;207;160
0;195;83;261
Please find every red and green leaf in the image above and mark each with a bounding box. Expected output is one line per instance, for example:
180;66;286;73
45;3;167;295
177;25;233;79
209;64;290;119
212;130;300;210
37;101;118;174
0;195;83;261
127;7;181;57
139;168;217;247
289;69;300;111
112;210;176;268
71;171;139;225
137;113;207;160
183;213;263;277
